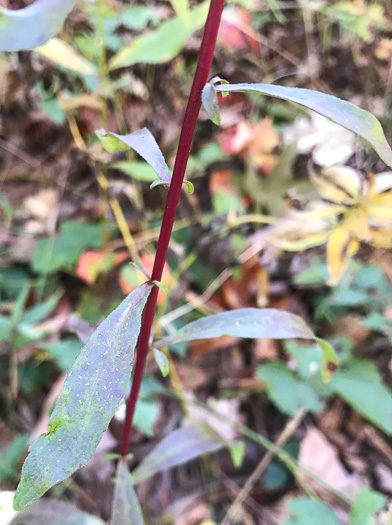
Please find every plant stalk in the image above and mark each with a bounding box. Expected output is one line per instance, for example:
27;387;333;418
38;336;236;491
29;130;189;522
120;0;225;456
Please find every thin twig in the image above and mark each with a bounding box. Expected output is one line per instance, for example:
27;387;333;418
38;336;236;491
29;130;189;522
221;409;306;525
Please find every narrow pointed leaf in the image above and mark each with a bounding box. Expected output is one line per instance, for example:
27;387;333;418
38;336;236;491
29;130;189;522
0;0;77;51
169;0;191;26
153;348;169;377
156;308;337;382
98;129;172;187
35;38;96;75
10;499;104;525
202;84;221;125
215;83;392;168
157;308;314;346
14;283;152;511
109;3;208;70
132;423;223;484
112;460;144;525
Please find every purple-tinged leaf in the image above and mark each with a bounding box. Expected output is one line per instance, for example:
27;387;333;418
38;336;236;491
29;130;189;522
112;460;144;525
14;283;152;511
156;308;314;346
156;308;338;382
0;0;77;51
214;83;392;169
98;128;172;187
10;499;104;525
132;423;224;485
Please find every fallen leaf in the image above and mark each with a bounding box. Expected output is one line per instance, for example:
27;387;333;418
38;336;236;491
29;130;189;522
76;250;127;285
299;427;367;499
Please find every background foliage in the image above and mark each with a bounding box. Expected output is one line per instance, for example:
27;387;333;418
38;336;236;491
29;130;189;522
1;0;392;523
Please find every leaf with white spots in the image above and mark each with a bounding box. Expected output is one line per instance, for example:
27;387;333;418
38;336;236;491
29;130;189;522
156;308;338;382
14;283;152;511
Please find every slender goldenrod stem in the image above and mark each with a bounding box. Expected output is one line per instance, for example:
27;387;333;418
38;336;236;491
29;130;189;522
120;0;225;455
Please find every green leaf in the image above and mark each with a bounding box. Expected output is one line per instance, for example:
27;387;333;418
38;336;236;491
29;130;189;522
257;362;324;416
109;3;209;70
0;315;12;342
0;434;29;481
0;0;77;51
230;440;245;468
112;460;144;525
349;488;386;525
10;285;30;326
109;161;159;182
156;309;337;381
19;293;61;326
133;399;159;437
98;129;172;187
169;0;191;25
153;348;170;377
10;499;104;525
363;312;390;332
183;180;194;194
14;283;152;511
121;6;161;30
214;83;392;168
35;38;96;75
132;375;163;436
32;221;103;275
331;360;392;435
202;83;221;125
40;340;83;372
283;497;340;525
132;423;223;485
315;338;339;383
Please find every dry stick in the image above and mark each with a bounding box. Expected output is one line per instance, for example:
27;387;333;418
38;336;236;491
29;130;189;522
120;0;226;456
221;408;307;525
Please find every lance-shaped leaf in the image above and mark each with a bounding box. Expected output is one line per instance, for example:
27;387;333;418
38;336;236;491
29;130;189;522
14;283;152;511
10;499;104;525
156;308;338;382
0;0;77;51
214;83;392;169
112;460;144;525
109;3;208;70
98;129;172;188
132;423;224;484
35;38;96;75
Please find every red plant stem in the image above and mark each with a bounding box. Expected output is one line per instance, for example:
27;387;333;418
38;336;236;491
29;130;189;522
120;0;225;456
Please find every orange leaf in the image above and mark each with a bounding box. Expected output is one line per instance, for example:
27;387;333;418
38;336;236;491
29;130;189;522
118;254;171;304
76;250;127;285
